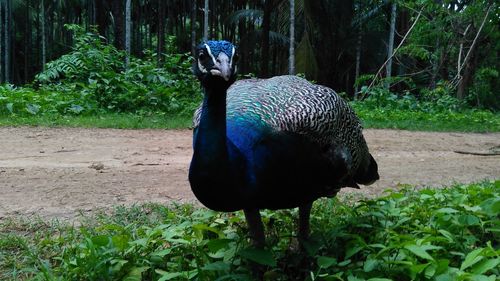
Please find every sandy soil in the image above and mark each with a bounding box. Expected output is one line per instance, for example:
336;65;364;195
0;127;499;221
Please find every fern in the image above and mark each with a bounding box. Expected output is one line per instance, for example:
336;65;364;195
35;54;85;83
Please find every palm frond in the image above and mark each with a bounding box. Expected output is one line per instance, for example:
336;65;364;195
351;0;390;28
226;9;263;27
295;30;318;80
240;30;290;47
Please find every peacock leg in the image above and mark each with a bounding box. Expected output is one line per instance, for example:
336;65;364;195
243;208;265;247
298;202;313;241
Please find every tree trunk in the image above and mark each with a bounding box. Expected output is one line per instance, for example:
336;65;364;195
261;0;273;78
157;0;166;66
457;45;478;100
354;24;362;99
88;0;96;27
95;0;108;37
24;0;31;83
203;0;209;41
429;38;440;89
125;0;131;67
0;1;3;83
385;1;396;88
191;0;197;55
41;0;46;71
289;0;295;75
4;0;11;83
111;0;125;50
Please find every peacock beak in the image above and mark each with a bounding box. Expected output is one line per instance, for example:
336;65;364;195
210;53;232;81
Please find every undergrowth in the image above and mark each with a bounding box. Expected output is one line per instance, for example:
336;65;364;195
0;25;201;118
351;86;500;132
1;181;498;280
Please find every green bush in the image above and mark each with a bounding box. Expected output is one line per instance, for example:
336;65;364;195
0;84;97;116
358;84;466;113
470;67;500;111
1;25;201;117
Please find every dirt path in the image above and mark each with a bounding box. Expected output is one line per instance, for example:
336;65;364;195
0;127;499;221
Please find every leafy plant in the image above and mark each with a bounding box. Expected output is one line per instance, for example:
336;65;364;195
0;25;201;118
1;181;498;280
470;67;500;110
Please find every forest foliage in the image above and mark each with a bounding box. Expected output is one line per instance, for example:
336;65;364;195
0;0;498;114
0;25;201;117
0;23;498;132
1;181;498;280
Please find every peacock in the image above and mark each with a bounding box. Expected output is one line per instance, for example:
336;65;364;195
189;40;379;247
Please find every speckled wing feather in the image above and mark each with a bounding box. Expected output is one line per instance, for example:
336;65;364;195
193;75;369;174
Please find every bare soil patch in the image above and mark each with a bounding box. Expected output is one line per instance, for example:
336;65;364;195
0;127;498;220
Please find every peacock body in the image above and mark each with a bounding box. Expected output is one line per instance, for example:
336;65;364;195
189;40;378;246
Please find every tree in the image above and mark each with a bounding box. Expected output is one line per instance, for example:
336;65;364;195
2;0;12;83
41;0;46;71
191;0;197;55
110;0;124;50
385;1;397;88
125;0;131;67
289;0;295;75
203;0;208;41
157;0;166;66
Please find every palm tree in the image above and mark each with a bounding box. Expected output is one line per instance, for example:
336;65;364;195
125;0;131;67
289;0;295;75
385;1;396;88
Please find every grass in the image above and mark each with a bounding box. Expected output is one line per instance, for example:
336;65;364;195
0;103;500;133
1;106;499;132
353;107;500;133
0;113;193;130
1;181;498;280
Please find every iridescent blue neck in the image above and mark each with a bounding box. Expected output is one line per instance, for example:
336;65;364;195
194;87;228;164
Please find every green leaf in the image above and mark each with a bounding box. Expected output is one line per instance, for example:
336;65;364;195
479;198;500;216
458;214;480;226
461;248;484;271
151;248;172;258
468;275;496;281
437;229;454;242
68;104;84;114
156;270;183;281
345;245;364;259
91;235;110;247
436;208;459;214
238;248;276;267
425;263;437;278
347;275;365;281
207;239;231;253
6;103;13;113
202;261;230;271
123;266;149;281
26;104;40;115
338;259;352;267
363;259;378;272
410;263;429;275
317;256;337;268
367;278;393;281
471;258;499;274
404;244;434;261
111;234;129;251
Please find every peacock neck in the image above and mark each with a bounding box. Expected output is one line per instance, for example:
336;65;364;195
189;84;243;211
192;86;231;178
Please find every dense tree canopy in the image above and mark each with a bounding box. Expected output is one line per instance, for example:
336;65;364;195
0;0;498;109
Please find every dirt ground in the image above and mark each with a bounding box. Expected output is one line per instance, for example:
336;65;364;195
0;127;499;221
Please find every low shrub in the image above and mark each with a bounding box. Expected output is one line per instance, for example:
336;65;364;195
1;181;498;280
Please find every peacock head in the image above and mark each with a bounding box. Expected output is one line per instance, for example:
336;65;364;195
193;40;238;89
